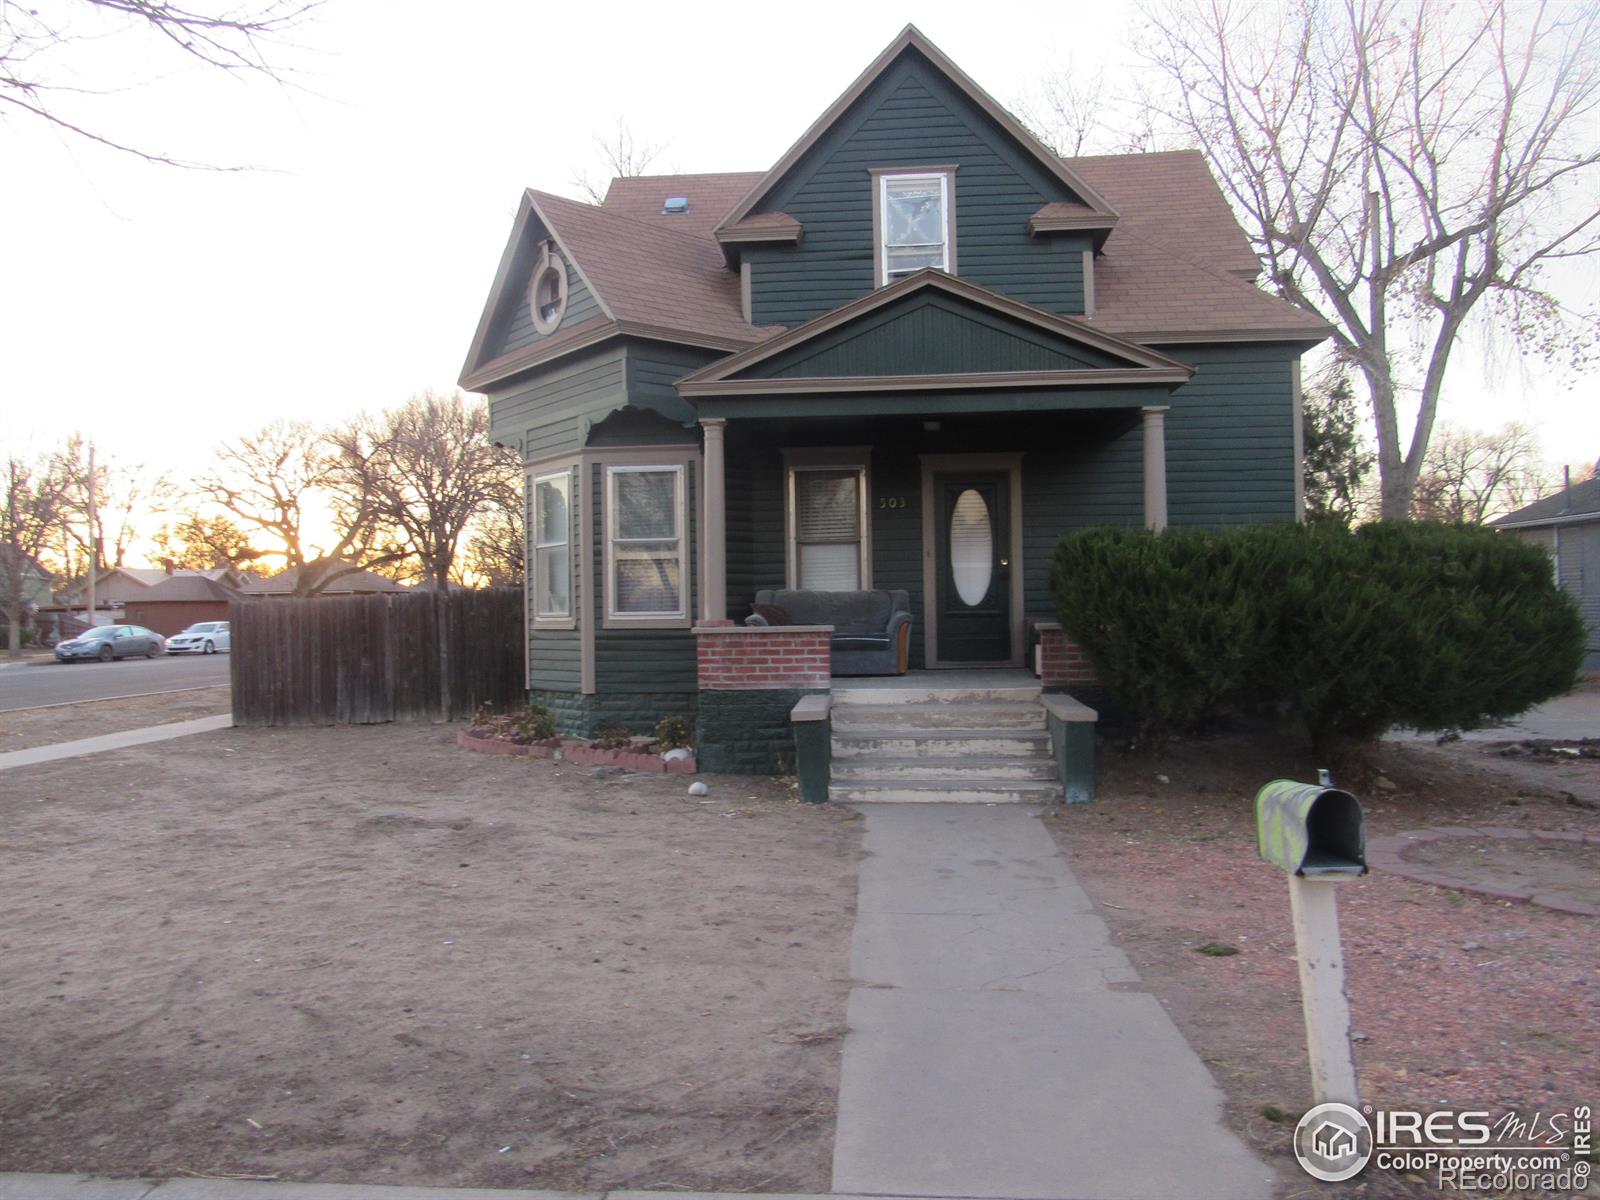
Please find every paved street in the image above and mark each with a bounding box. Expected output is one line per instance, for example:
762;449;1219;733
0;655;230;711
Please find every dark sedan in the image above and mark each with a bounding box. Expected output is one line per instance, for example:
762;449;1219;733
54;624;166;662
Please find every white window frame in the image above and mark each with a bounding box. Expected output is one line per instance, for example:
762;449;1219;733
783;448;872;592
530;467;574;628
604;463;690;627
875;169;955;286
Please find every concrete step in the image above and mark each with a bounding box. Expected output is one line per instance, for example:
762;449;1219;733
829;778;1064;804
831;684;1041;707
831;702;1045;731
831;729;1051;758
832;755;1059;782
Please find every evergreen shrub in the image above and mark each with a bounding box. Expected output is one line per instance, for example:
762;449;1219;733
1050;522;1583;749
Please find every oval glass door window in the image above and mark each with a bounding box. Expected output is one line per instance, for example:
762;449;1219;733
950;489;993;606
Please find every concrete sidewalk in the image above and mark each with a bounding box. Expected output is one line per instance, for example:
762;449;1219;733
832;805;1274;1200
0;714;232;771
3;1179;893;1200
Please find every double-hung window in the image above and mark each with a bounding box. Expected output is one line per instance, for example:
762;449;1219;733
787;458;869;591
606;465;687;620
531;469;571;623
878;170;952;284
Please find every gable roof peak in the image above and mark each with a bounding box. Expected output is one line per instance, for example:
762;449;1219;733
715;25;1117;235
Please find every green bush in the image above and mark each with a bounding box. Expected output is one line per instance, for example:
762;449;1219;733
1050;522;1583;750
513;702;556;744
653;714;693;751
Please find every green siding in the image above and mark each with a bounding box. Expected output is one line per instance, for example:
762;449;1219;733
1162;344;1300;527
487;346;626;459
740;292;1122;379
622;340;722;430
526;462;582;693
488;268;603;361
747;50;1089;326
588;459;700;696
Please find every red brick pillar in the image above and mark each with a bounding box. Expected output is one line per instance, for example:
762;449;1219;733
1032;618;1097;688
695;624;833;690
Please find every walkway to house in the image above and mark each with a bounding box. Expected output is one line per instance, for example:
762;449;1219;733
832;803;1274;1200
0;714;231;771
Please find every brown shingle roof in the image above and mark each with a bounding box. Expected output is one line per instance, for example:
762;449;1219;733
601;172;764;239
242;566;406;595
136;575;241;602
531;189;768;347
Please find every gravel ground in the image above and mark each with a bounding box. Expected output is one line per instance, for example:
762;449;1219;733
0;723;860;1191
1044;729;1599;1199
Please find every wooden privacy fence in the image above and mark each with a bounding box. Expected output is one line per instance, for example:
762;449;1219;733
230;588;525;726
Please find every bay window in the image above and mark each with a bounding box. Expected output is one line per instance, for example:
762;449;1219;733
606;464;687;621
531;469;571;624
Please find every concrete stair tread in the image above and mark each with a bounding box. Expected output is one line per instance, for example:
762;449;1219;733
832;755;1058;780
829;779;1065;803
831;685;1042;705
832;728;1050;742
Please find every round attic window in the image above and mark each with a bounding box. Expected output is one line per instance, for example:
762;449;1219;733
530;250;569;334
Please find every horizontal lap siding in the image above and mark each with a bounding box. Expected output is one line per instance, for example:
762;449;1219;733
589;461;699;695
487;260;603;360
749;52;1086;327
488;346;627;459
623;341;721;431
1162;345;1299;527
528;465;581;692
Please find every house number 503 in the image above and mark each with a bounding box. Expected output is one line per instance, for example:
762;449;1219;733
879;496;906;509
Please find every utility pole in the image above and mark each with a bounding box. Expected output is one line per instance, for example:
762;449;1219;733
85;442;98;625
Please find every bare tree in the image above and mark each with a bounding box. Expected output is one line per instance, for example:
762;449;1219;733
331;392;511;591
1412;421;1548;524
1016;53;1165;157
48;435;172;574
1;0;320;168
571;116;665;203
150;513;264;571
2;454;70;656
1141;0;1600;519
463;463;524;587
197;420;401;595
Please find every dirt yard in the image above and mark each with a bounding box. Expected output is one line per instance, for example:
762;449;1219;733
1046;728;1600;1199
0;686;231;751
0;723;861;1191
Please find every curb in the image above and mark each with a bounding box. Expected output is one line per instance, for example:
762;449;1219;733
1367;826;1600;916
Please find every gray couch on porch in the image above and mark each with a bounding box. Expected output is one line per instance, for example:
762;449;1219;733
746;588;913;676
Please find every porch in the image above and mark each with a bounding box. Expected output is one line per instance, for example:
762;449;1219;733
696;407;1171;673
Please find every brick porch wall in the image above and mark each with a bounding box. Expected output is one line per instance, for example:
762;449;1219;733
1033;618;1097;688
695;624;833;690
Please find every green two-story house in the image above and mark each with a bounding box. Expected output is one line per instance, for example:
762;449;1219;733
459;26;1329;765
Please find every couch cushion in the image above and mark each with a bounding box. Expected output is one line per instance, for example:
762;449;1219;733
768;589;892;635
832;635;892;651
751;602;792;626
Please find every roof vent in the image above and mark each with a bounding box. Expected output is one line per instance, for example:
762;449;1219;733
662;196;689;215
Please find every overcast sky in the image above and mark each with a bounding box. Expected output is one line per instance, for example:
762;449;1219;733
2;0;1595;517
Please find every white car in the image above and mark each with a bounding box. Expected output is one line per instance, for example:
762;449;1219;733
166;620;231;655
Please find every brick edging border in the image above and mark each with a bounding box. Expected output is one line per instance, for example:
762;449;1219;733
456;730;697;774
1367;826;1600;917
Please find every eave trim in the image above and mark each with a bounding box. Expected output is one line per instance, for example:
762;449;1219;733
679;367;1191;397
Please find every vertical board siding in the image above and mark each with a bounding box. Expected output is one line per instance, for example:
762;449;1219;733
748;52;1087;327
230;590;524;726
1162;344;1300;527
487;346;627;458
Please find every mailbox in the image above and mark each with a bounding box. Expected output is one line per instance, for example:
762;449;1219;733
1255;780;1367;876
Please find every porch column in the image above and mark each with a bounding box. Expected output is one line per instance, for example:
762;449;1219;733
701;418;728;621
1141;405;1169;532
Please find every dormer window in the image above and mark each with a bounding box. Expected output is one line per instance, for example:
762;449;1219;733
874;168;956;285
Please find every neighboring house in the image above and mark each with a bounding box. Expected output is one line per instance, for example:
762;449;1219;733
1490;473;1600;669
1;549;53;609
459;26;1329;755
57;566;245;609
120;574;243;637
241;565;408;598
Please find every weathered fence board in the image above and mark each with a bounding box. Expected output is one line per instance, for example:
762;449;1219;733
230;588;524;726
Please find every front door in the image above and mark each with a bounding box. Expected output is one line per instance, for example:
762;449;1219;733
933;472;1011;663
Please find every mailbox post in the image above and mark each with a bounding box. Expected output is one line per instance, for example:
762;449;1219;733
1255;776;1367;1108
